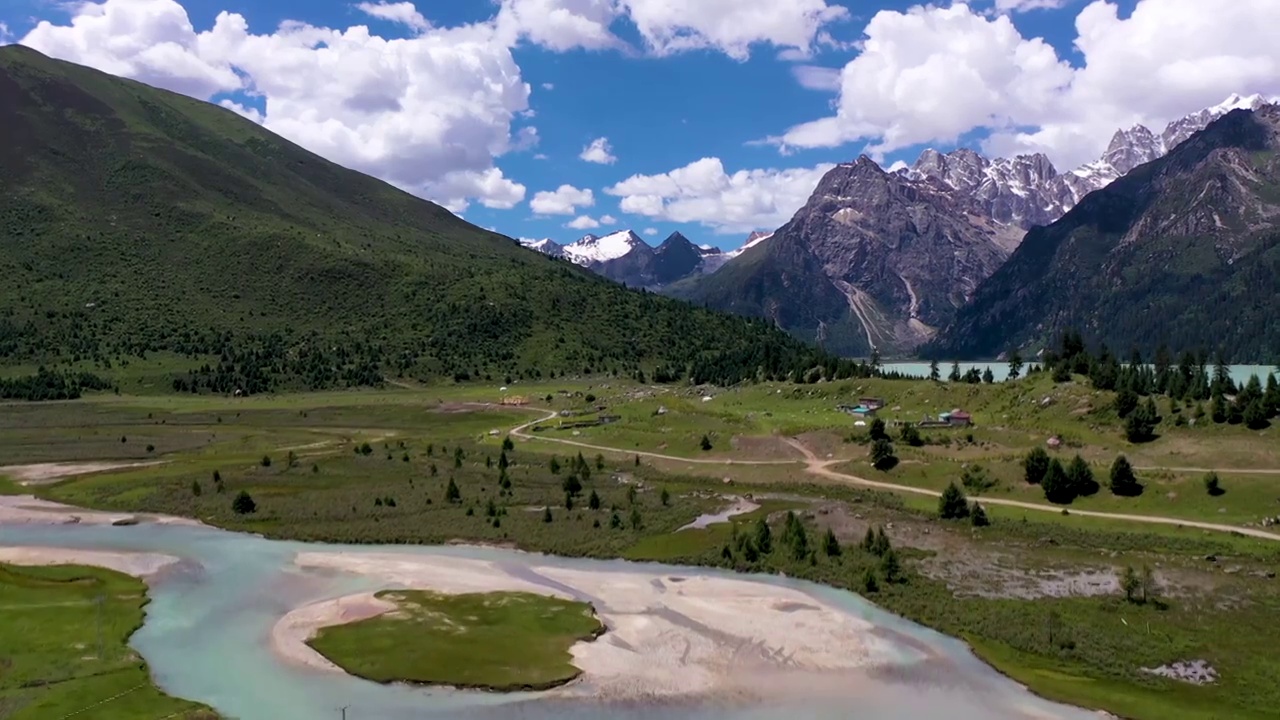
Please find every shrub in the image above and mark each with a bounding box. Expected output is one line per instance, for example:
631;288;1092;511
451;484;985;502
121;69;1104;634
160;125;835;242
961;464;996;492
970;502;990;527
938;482;970;520
1041;459;1075;504
232;491;257;515
870;439;897;471
1023;447;1050;485
1109;455;1143;497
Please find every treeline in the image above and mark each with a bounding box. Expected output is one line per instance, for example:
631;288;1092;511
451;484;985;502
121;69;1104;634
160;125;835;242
1044;330;1274;422
0;368;113;400
1036;329;1279;430
3;321;880;397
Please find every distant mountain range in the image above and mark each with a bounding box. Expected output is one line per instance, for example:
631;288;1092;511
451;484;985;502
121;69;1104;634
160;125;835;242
667;93;1279;357
520;230;764;289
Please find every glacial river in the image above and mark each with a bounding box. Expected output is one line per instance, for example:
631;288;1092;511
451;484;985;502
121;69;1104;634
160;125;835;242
0;520;1103;720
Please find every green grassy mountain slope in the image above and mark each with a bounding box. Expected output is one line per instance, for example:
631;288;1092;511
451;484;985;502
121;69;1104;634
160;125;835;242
929;106;1280;363
0;46;832;392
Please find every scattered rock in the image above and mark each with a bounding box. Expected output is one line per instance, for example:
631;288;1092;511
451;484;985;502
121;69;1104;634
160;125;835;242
1142;660;1218;685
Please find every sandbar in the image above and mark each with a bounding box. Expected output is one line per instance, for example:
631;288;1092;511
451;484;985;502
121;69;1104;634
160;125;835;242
0;545;180;578
1;460;167;485
0;494;202;527
280;551;894;701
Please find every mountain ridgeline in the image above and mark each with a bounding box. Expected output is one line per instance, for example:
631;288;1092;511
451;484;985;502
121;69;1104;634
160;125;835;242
523;231;723;289
930;105;1280;362
0;46;850;392
667;95;1278;360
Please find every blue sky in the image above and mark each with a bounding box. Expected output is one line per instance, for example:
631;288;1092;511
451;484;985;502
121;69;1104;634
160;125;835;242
9;0;1275;249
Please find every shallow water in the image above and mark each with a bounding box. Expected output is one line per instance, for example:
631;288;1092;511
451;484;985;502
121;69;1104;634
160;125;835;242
0;521;1102;720
883;361;1276;386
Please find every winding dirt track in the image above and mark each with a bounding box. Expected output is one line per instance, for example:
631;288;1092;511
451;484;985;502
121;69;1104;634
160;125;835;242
505;406;1280;543
507;409;801;466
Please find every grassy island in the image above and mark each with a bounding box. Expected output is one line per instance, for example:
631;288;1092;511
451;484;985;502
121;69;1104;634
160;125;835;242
307;590;604;691
0;563;217;720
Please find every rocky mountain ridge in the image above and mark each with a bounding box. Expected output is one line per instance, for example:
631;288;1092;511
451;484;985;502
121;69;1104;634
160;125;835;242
929;105;1280;362
679;93;1279;356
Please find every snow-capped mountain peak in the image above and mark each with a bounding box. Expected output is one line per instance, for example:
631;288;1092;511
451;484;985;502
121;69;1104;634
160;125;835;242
736;231;774;254
518;237;565;258
563;229;645;265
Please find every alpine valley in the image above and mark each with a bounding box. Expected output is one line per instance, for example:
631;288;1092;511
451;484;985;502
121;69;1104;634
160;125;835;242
522;94;1279;361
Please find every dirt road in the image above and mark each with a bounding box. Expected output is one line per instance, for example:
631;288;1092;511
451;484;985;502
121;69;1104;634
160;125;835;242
781;438;1280;542
508;409;802;466
503;406;1280;542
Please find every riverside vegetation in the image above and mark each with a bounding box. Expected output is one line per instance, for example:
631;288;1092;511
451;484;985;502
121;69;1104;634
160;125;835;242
0;563;217;720
3;361;1279;720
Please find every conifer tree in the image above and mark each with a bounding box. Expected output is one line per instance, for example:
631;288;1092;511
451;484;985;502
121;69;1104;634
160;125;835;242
938;482;970;520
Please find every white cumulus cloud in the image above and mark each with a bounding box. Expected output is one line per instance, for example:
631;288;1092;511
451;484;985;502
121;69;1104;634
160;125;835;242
495;0;620;52
599;214;617;225
494;0;848;60
642;227;658;235
566;215;601;230
772;0;1280;169
991;0;1071;12
579;136;617;164
605;157;834;235
621;0;849;61
791;65;841;92
530;184;595;214
20;0;530;213
22;0;243;99
355;2;430;32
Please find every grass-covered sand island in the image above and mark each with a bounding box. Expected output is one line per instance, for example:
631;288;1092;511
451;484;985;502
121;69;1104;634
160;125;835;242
0;559;217;720
307;590;604;691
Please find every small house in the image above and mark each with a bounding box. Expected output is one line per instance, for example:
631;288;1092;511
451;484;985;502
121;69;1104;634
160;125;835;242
837;404;877;418
859;397;886;410
942;409;973;427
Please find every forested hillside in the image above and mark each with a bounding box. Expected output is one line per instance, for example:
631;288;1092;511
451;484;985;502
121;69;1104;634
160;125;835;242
0;46;849;394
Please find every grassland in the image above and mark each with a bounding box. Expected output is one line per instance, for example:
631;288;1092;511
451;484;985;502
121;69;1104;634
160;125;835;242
0;563;217;720
3;371;1280;720
308;591;603;691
